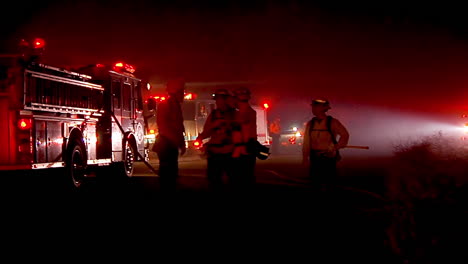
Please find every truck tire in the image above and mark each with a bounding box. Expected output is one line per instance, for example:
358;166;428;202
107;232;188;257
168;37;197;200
66;143;87;189
116;139;136;178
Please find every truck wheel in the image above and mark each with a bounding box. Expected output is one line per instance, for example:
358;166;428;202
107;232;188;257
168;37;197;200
66;144;87;188
121;139;136;178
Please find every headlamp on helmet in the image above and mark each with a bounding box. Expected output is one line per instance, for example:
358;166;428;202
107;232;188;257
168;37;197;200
212;88;230;99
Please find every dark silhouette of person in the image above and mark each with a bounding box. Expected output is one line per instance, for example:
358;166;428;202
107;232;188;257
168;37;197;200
302;98;349;192
153;78;186;194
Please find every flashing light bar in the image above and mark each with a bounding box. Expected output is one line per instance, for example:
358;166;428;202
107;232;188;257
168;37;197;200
113;62;136;74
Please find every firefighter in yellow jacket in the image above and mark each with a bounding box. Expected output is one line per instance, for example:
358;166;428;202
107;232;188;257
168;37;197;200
302;98;349;191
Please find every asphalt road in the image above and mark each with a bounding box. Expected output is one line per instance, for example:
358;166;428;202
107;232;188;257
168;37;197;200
2;152;391;214
1;153;398;263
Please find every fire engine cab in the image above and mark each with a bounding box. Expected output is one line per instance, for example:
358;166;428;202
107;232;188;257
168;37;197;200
0;38;150;189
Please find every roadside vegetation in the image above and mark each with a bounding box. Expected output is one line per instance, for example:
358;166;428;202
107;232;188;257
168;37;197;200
385;132;468;263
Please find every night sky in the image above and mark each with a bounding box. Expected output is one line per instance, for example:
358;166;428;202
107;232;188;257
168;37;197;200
3;0;468;154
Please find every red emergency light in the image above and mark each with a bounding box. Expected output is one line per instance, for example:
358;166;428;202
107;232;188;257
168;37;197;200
263;103;270;109
33;38;46;49
113;62;136;74
193;139;202;149
184;93;197;100
18;119;32;130
150;95;166;101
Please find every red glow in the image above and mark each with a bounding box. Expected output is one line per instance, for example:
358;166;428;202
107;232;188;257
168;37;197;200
19;39;29;48
18;119;32;130
125;64;136;73
193;140;202;148
113;62;136;73
263;103;270;109
184;93;196;100
33;38;45;49
150;95;168;101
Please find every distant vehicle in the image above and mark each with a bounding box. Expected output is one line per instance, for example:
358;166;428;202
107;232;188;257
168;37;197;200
252;105;270;146
0;37;151;189
278;125;304;153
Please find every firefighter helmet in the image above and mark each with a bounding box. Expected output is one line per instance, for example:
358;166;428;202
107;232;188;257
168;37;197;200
311;97;331;109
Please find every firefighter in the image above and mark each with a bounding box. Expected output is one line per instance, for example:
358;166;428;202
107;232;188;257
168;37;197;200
231;86;257;192
269;117;281;155
196;88;237;193
153;78;186;194
302;98;349;192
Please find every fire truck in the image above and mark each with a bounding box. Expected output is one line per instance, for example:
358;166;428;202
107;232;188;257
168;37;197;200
0;38;150;189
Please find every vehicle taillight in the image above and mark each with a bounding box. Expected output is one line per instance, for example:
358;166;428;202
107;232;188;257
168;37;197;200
193;140;202;149
288;136;296;144
18;119;32;130
16;118;33;163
